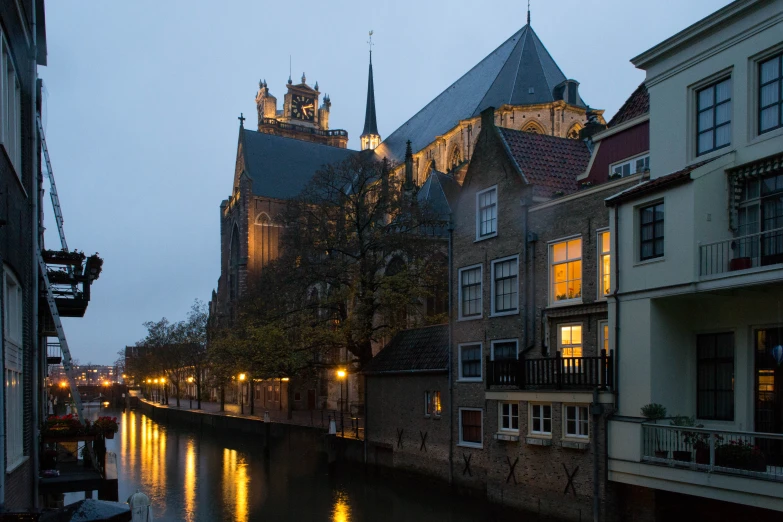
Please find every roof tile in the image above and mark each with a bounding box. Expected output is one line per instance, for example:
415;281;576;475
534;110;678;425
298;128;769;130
363;324;448;374
607;83;649;128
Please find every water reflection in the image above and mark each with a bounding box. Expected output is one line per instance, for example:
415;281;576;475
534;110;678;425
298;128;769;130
332;491;351;522
184;439;195;521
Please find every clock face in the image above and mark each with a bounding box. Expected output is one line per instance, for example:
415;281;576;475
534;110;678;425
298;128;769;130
291;95;315;121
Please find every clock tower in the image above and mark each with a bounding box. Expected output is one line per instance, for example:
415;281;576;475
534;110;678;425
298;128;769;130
255;73;348;148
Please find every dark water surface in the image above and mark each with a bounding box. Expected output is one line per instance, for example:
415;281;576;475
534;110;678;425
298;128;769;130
68;408;531;522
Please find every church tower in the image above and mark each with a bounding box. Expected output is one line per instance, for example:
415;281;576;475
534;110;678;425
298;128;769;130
360;33;380;151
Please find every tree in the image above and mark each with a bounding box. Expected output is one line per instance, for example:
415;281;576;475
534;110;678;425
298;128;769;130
182;300;208;409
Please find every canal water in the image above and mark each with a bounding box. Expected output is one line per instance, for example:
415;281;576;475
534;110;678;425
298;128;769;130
68;408;533;522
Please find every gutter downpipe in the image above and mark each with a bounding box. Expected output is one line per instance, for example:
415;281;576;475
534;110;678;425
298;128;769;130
31;4;41;508
447;214;454;485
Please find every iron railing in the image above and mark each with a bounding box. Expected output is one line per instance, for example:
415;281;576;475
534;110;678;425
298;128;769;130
699;226;783;276
486;350;613;390
642;423;783;481
260;118;348;137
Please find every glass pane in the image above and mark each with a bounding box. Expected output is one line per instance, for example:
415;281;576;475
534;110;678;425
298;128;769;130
761;56;780;84
544;405;551;419
698;86;714;109
715;123;731;147
601;232;610;253
561;326;572;345
761;106;779;132
654;238;664;256
567;260;581;282
715;79;731;103
553;264;567;283
552;242;567;263
567;239;582;260
641;206;653;224
641;242;653;259
654;222;664;238
533;417;540;432
543;418;551;433
715;102;730;125
761;82;780;107
554;282;567;301
571;326;582;345
698;109;713;131
698;131;713;154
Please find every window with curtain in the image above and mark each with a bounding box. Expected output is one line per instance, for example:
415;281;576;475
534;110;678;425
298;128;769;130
491;340;518;361
459;344;482;380
737;173;783;266
697;332;734;421
759;53;782;134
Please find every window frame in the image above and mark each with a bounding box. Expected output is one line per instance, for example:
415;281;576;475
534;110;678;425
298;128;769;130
564;404;590;440
558;324;583;373
0;32;22;180
3;267;24;470
432;391;442;417
549;236;583;306
490;339;518;361
529;403;553;437
424;391;432;417
758;52;783;135
457;343;483;382
498;401;520;433
458;264;483;321
475;186;498;241
598;320;609;354
609;153;649;178
696;77;732;156
639;201;665;261
458;407;484;448
490;255;519;316
696;332;735;422
597;230;611;299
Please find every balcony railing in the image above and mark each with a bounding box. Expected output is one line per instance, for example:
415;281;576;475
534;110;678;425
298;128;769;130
642;423;783;481
47;343;62;365
260;118;348;137
699;226;783;277
486;350;614;390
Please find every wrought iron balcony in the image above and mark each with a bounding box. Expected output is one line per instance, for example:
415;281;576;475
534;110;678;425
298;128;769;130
485;350;614;390
642;423;783;481
699;226;783;277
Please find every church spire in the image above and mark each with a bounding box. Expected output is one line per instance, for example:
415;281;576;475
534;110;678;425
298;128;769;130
527;0;531;25
360;30;380;151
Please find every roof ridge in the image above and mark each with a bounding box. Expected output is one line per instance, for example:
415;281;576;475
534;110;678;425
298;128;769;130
507;26;529;105
529;26;569;92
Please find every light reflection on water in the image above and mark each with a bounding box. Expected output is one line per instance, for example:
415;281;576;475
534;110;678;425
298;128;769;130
67;408;532;521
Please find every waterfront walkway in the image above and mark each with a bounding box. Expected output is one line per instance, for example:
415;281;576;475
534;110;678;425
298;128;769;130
147;397;364;438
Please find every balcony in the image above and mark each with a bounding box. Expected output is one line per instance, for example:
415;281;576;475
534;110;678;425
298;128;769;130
699;227;783;277
641;423;783;481
486;350;614;390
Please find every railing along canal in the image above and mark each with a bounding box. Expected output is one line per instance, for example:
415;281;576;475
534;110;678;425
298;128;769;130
486;350;614;389
642;423;783;481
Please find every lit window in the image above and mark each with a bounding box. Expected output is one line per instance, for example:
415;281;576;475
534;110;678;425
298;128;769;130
424;391;432;416
564;405;589;439
0;36;22;177
610;154;649;178
433;391;442;416
476;187;497;239
499;402;519;432
491;256;518;315
559;325;583;372
697;78;731;155
459;408;483;447
458;344;482;381
599;231;611;297
598;321;609;353
459;265;482;319
759;53;782;134
550;238;582;303
640;202;664;261
530;404;552;435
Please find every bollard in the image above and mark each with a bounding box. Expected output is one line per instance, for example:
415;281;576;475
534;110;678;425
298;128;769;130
328;417;337;435
263;411;270;423
128;490;153;522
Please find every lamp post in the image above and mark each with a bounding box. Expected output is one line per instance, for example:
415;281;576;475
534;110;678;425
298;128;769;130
188;376;194;409
336;369;346;437
153;378;159;402
239;373;246;414
160;377;166;405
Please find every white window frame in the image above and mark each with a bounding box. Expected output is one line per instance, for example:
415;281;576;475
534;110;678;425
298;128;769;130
490;339;518;361
490;255;519;316
458;407;483;448
558;324;583;372
598;320;609;355
475;186;498;241
457;343;483;382
549;236;583;306
424;391;432;416
4;267;24;470
597;229;611;300
529;403;553;437
498;401;520;433
458;264;483;321
0;33;22;180
609;153;649;178
564;404;590;440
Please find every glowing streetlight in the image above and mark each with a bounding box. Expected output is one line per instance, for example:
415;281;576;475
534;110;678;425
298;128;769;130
187;377;194;383
153;379;158;384
160;377;166;384
238;374;246;381
336;370;346;379
238;374;246;414
336;369;347;437
59;381;68;388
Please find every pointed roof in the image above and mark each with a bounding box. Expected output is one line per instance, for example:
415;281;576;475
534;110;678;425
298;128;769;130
607;83;649;127
375;24;585;163
361;53;379;137
417;170;459;219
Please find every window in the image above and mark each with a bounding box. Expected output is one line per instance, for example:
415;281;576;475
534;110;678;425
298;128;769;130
491;256;518;315
459;408;483;447
458;265;482;319
697;333;734;421
433;391;442;416
737;173;783;265
425;391;432;416
491;340;518;361
598;321;609;353
696;78;731;155
759;53;782;134
558;325;582;372
0;35;22;177
476;186;497;239
598;231;610;297
274;385;280;402
640;202;664;261
4;268;23;469
499;402;519;432
610;154;649;178
530;404;552;436
458;344;482;381
550;238;582;303
564;405;589;439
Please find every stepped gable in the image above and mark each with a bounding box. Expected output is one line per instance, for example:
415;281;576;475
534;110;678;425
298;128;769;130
363;324;448;374
376;24;585;163
241;128;358;199
497;127;591;198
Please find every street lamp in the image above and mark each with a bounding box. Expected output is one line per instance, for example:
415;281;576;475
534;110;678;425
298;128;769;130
187;376;194;408
336;369;347;437
239;374;246;414
160;377;166;405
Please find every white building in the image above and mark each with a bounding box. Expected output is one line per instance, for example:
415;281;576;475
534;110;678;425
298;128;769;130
606;0;783;513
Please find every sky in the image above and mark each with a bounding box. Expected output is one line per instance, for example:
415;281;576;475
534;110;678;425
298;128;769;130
38;0;733;364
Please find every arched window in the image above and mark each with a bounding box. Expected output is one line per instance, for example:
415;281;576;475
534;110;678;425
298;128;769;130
449;146;463;171
256;212;272;225
567;123;582;140
522;121;546;134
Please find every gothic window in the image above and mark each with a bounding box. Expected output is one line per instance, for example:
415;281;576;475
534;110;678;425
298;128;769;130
229;224;240;300
450;146;463;171
567;123;582;140
522;121;545;134
256;212;272;225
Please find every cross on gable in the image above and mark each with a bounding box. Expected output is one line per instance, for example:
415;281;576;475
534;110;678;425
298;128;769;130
238;113;246;127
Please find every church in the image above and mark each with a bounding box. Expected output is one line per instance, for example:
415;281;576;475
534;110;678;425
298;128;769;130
210;12;602;411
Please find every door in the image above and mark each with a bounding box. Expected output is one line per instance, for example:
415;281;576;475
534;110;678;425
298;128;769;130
755;328;783;465
307;389;316;410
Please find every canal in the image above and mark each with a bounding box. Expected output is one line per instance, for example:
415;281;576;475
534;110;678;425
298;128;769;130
69;408;531;521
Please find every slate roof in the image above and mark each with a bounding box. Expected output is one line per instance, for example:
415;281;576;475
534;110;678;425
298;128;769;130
361;57;379;137
375;24;585;163
417;170;460;219
607;83;649;128
241;128;358;199
363;324;449;375
497;127;592;198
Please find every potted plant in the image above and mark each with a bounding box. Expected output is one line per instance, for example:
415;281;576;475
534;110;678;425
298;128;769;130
93;416;119;439
669;416;702;462
41;414;87;439
641;403;668;459
715;439;766;472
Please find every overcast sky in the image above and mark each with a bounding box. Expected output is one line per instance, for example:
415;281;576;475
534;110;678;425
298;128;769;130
39;0;733;365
